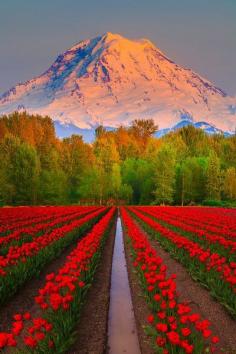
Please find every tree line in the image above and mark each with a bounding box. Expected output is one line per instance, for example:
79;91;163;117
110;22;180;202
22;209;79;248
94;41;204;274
0;112;236;206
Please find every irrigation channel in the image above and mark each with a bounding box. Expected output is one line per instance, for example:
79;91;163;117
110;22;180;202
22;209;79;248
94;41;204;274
108;216;141;354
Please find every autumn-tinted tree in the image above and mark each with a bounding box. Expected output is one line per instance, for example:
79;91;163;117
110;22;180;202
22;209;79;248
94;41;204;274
130;119;158;150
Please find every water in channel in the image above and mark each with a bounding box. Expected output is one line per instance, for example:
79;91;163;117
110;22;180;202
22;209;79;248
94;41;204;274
108;216;141;354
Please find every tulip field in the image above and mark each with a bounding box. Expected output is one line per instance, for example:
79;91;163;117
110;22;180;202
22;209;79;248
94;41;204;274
0;206;236;353
128;206;236;316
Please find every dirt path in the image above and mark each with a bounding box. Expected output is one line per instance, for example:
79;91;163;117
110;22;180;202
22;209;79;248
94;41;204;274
134;218;236;354
67;223;116;354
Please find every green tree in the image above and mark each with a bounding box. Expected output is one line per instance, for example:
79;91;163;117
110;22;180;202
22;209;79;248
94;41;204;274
120;184;133;204
178;125;209;156
61;135;94;203
176;157;207;205
0;134;22;204
39;149;67;204
78;166;108;205
10;143;40;205
223;167;236;200
154;144;176;205
110;163;121;202
121;158;154;204
206;151;221;201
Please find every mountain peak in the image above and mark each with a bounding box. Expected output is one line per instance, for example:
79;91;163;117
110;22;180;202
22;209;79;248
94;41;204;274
102;32;124;41
100;32;156;51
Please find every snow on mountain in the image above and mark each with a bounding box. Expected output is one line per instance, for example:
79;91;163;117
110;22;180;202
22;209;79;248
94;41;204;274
0;32;236;136
156;120;232;138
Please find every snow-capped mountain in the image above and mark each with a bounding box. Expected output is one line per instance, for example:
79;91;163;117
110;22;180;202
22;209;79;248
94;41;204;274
0;32;235;137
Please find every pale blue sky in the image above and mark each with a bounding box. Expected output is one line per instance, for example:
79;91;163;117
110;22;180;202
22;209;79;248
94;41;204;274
0;0;235;95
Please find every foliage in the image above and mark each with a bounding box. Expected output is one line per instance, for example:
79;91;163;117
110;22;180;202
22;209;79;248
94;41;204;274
0;112;235;205
206;151;221;201
154;144;176;204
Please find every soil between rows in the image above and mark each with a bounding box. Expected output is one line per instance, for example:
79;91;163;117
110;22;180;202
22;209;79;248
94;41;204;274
67;223;116;354
123;226;155;354
0;212;106;325
133;217;236;354
0;240;80;333
0;216;115;354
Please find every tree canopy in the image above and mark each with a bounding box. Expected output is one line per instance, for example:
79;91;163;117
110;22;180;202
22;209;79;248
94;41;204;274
0;112;235;206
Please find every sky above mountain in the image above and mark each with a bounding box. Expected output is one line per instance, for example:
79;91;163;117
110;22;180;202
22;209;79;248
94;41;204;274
0;0;235;95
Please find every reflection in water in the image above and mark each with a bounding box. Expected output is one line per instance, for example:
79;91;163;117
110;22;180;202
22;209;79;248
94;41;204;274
108;217;141;354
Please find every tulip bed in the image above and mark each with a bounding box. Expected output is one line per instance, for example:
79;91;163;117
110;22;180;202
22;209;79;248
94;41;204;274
0;204;235;353
150;206;236;236
140;206;236;240
0;206;89;235
135;207;236;258
129;206;236;318
0;206;107;305
121;207;220;354
0;207;99;250
0;207;116;352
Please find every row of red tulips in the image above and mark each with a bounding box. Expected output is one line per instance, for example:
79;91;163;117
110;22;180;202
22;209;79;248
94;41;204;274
137;206;236;255
150;206;236;237
0;206;83;234
0;207;116;352
147;206;236;239
0;207;105;275
0;206;98;248
129;207;236;318
0;207;107;305
0;206;54;225
121;207;220;354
